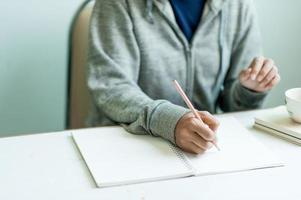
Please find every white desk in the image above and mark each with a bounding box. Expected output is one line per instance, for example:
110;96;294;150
1;109;301;200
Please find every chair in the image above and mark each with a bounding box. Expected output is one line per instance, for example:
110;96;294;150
68;1;95;129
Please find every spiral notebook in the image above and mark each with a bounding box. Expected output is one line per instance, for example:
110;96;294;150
72;117;283;188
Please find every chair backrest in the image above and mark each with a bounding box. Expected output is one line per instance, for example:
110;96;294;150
69;1;95;129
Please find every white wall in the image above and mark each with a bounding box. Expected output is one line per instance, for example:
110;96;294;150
254;0;301;107
0;0;85;137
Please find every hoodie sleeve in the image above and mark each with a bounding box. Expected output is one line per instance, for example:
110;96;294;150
218;0;268;112
87;0;189;144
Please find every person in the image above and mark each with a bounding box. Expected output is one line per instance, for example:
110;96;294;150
86;0;280;154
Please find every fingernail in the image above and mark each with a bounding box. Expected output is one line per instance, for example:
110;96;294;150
251;74;256;80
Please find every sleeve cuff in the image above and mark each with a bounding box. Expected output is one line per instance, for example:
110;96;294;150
149;102;190;144
234;81;268;108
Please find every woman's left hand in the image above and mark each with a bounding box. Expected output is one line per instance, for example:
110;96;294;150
239;56;281;93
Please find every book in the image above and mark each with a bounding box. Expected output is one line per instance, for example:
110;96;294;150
72;117;283;188
254;106;301;145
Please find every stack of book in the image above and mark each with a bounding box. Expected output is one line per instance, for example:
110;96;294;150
254;106;301;144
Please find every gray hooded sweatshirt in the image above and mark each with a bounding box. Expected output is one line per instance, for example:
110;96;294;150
87;0;267;144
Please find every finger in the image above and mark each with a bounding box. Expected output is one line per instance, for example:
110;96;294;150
198;111;220;132
239;68;251;82
265;74;281;89
188;118;216;141
259;66;278;87
189;132;213;150
250;56;265;80
257;59;274;82
182;141;205;154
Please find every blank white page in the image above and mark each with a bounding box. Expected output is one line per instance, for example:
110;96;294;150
72;127;193;187
185;117;283;175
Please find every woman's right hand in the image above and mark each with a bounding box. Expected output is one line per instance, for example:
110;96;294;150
175;111;219;154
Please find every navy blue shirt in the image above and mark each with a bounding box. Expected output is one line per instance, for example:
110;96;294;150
170;0;206;41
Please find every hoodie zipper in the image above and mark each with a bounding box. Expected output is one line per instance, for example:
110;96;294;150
185;45;193;99
152;0;218;100
183;11;212;100
153;2;194;98
184;6;220;100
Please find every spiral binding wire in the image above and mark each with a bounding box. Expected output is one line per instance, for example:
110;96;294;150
168;143;195;172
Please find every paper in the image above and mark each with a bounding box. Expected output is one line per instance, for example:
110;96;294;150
185;117;282;175
72;127;193;187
